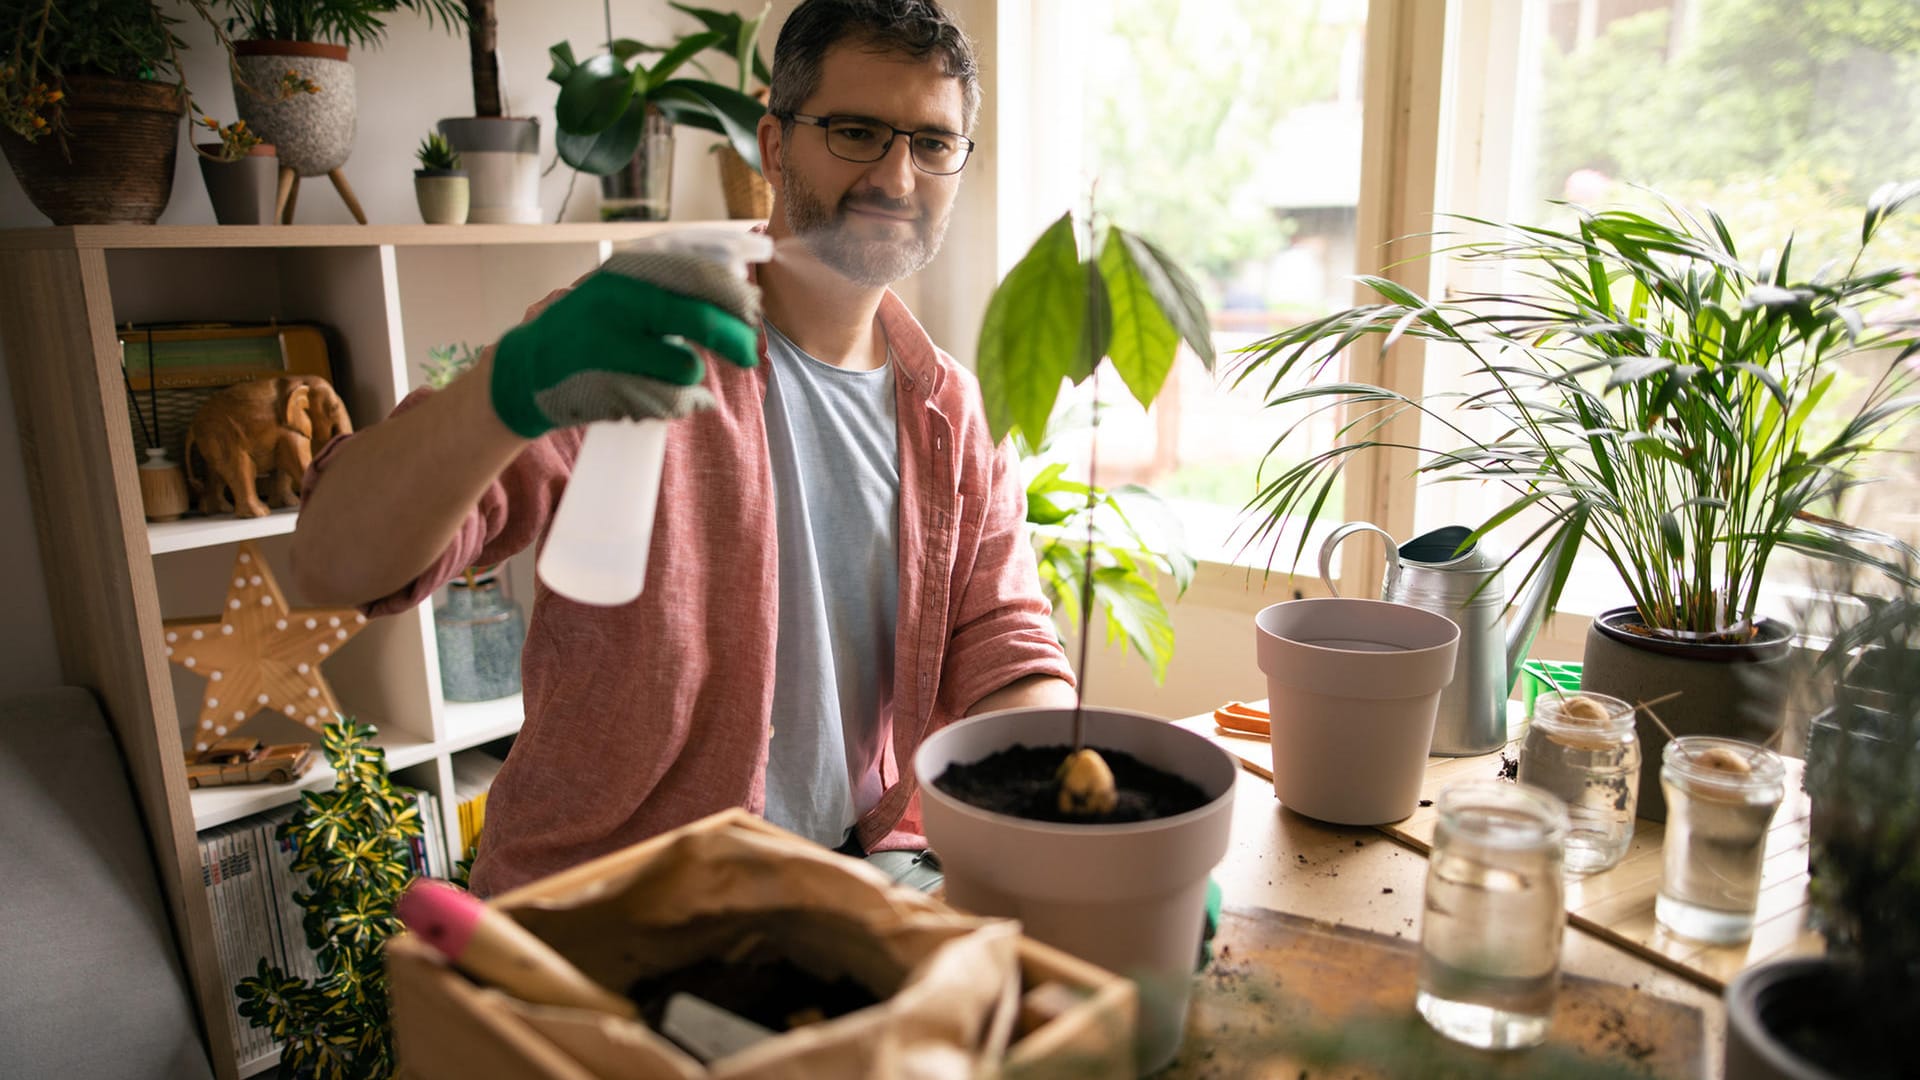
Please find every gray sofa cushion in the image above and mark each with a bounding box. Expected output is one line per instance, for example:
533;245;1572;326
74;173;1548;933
0;686;213;1079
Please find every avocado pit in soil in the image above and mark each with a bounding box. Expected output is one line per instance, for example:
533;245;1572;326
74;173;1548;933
934;744;1208;823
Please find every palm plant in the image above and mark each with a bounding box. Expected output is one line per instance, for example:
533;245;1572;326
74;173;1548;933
235;719;423;1080
1233;183;1920;640
211;0;465;48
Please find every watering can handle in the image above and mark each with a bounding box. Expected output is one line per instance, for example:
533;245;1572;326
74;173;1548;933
1318;522;1403;598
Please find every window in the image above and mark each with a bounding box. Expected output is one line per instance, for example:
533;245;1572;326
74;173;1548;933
1013;0;1371;569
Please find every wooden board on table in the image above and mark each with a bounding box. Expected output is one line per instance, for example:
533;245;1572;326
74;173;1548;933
1159;905;1705;1079
1196;712;1825;994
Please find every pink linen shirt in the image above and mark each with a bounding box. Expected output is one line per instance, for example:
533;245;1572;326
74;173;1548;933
306;287;1073;896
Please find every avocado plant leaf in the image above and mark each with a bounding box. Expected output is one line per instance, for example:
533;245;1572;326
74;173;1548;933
978;213;1087;444
1116;227;1215;371
555;102;651;175
1099;227;1182;410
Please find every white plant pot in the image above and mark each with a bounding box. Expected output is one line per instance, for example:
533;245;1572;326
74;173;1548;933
916;706;1238;1075
438;117;540;224
1255;598;1461;825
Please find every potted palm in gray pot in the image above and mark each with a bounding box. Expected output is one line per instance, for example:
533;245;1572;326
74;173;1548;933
1234;183;1920;819
1724;563;1920;1079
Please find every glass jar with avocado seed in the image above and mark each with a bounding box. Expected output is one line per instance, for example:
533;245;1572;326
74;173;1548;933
1518;692;1640;875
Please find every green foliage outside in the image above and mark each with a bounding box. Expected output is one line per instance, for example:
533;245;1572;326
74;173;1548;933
1536;0;1920;266
235;720;425;1080
1085;0;1359;292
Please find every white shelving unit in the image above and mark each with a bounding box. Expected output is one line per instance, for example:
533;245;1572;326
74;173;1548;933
0;220;754;1080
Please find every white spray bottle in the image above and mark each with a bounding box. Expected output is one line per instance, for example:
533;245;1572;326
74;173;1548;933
537;229;774;606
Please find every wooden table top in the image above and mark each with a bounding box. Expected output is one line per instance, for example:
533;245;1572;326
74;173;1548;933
1172;711;1736;1078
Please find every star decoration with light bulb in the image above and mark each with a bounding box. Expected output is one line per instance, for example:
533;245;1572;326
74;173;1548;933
163;540;370;753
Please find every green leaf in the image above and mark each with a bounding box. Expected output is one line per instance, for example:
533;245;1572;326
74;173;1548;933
1099;228;1181;411
641;30;727;91
1605;355;1674;390
547;42;579;85
555;52;634;135
978;213;1086;443
554;103;651;175
1075;259;1113;383
1115;228;1215;370
1733;361;1789;410
651;80;767;171
609;38;670;63
1091;565;1175;683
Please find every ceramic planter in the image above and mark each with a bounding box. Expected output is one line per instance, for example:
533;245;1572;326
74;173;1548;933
414;170;470;225
198;143;280;224
437;116;539;224
0;75;181;225
1724;957;1911;1079
233;41;355;178
1254;598;1461;825
915;706;1237;1075
1581;606;1793;821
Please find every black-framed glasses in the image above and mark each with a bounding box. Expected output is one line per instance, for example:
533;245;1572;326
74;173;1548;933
780;112;976;175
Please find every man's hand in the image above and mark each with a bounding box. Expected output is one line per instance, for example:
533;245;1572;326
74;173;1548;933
489;252;762;439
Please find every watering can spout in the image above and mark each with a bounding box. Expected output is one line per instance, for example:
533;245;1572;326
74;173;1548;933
1504;528;1572;693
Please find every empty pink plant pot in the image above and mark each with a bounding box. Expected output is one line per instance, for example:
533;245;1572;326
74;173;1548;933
1255;598;1461;825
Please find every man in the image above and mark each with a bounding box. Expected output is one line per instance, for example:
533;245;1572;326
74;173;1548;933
291;0;1075;897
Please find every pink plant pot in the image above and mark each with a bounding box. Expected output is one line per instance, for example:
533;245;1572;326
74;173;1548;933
1256;598;1461;825
916;706;1237;1074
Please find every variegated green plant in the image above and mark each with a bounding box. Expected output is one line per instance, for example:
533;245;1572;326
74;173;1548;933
235;719;423;1080
1233;183;1920;640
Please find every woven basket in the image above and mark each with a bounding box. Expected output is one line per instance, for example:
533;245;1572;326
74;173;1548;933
1;76;182;225
715;143;772;219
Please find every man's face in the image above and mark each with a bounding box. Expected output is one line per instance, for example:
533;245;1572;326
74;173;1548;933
764;44;968;287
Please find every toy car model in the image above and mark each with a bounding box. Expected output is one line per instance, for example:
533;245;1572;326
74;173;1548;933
184;736;316;789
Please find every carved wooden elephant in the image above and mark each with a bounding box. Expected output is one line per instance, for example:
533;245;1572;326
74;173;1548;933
183;375;354;518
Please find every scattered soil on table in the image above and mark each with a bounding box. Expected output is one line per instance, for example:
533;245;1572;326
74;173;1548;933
933;744;1208;823
627;952;879;1036
1497;750;1520;781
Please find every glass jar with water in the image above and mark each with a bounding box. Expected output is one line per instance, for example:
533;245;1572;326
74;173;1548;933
1655;736;1785;944
1518;692;1640;874
1416;779;1569;1050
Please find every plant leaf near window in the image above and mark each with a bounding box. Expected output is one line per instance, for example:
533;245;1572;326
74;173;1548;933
979;211;1216;447
979;211;1215;680
1232;183;1920;640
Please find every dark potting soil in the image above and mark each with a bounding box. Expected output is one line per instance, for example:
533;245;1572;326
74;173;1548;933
628;954;880;1035
933;744;1208;824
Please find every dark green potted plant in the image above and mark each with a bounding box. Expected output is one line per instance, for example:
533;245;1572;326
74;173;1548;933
1724;563;1920;1080
546;7;765;222
1233;183;1920;818
212;0;464;220
0;0;191;224
668;1;772;218
235;719;425;1080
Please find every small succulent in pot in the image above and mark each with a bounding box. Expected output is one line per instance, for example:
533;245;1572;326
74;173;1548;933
415;130;461;174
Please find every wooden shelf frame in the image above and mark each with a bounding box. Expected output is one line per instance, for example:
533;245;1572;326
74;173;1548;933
0;219;749;1079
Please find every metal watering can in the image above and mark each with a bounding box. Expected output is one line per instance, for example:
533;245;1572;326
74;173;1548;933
1319;523;1559;756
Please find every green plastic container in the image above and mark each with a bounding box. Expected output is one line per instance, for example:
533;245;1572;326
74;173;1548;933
1520;659;1584;719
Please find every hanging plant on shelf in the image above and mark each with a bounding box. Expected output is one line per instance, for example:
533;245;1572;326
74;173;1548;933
234;719;425;1080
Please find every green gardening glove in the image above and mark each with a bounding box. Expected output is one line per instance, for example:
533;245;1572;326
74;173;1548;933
490;251;762;439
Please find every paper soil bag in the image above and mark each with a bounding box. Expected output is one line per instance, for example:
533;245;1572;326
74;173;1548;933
388;810;1127;1080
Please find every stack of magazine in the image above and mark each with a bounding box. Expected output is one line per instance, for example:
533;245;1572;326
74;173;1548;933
197;789;447;1066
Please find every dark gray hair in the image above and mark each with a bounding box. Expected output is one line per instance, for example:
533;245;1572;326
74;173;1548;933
768;0;981;133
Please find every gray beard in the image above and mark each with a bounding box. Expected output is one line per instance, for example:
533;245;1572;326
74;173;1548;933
781;156;949;287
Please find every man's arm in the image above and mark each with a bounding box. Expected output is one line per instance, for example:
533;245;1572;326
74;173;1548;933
292;349;527;606
967;673;1077;716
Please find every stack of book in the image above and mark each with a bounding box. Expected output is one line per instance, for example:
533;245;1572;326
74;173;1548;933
198;789;447;1066
451;749;507;863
